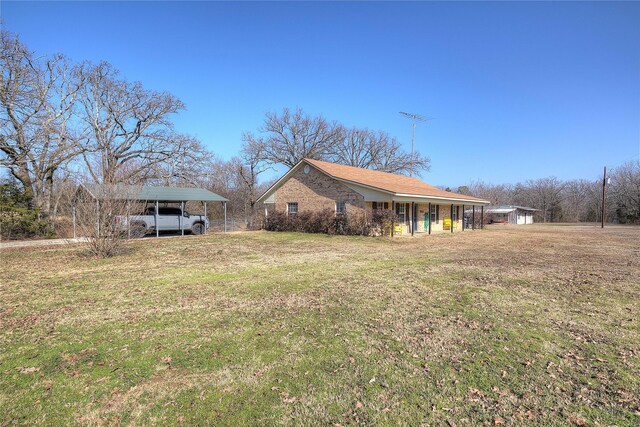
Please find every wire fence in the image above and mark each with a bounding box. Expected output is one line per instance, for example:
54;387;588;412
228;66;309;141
208;218;245;232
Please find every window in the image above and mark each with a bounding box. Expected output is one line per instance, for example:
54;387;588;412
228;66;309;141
336;201;346;215
146;207;181;215
396;203;406;223
159;207;182;215
372;202;390;210
287;202;298;216
452;206;457;221
431;204;439;223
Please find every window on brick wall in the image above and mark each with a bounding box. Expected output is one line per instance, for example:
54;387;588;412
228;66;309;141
431;204;439;223
287;202;298;216
396;203;406;223
372;202;390;210
336;201;346;215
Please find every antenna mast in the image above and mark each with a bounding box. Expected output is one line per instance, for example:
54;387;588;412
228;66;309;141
399;111;427;176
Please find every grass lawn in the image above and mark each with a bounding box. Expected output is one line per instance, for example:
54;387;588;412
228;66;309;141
1;225;639;426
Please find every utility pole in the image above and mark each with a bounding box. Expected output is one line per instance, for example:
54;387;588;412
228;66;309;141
601;166;606;228
399;111;427;177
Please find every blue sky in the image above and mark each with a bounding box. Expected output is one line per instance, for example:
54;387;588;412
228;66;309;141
2;1;639;187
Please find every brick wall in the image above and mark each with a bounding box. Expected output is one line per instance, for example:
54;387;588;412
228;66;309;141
274;164;366;214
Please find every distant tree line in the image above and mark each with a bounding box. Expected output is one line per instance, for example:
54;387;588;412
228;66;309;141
458;161;640;224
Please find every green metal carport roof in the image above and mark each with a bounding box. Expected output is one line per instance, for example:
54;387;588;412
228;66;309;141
79;183;228;202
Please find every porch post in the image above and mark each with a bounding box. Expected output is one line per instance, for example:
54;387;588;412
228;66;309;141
204;202;207;234
223;201;227;233
411;201;415;236
451;203;454;233
155;201;159;238
472;206;476;230
391;201;395;237
428;202;432;235
462;204;465;231
481;205;484;229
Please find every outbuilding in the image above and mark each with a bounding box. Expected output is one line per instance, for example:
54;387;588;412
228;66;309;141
257;158;490;236
485;205;537;225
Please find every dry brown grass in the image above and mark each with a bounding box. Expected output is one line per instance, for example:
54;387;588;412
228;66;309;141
1;225;639;426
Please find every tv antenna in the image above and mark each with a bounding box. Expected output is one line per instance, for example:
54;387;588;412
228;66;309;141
399;111;427;176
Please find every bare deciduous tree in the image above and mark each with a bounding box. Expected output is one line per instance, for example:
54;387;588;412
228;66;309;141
243;107;430;176
610;160;640;224
137;134;213;187
328;128;430;175
74;184;144;257
76;62;190;184
236;141;272;227
561;179;592;222
242;107;344;168
467;180;514;205
0;31;84;217
518;177;564;222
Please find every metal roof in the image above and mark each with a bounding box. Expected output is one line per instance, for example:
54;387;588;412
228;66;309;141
485;205;537;214
79;183;228;202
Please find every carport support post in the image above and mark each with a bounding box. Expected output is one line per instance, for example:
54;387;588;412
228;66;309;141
428;202;432;235
462;204;465;231
391;201;395;237
481;206;484;229
155;201;159;238
181;201;184;236
204;202;207;234
223;201;227;233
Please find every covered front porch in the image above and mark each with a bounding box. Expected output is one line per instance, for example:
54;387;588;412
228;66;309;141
368;200;487;236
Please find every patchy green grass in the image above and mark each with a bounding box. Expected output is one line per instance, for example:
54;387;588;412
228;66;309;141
1;226;639;426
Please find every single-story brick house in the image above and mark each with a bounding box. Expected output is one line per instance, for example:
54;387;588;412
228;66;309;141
257;158;490;236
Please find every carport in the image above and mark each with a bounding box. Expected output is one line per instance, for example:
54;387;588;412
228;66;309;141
74;184;229;238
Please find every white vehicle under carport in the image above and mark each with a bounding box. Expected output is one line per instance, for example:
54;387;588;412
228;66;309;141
117;207;209;236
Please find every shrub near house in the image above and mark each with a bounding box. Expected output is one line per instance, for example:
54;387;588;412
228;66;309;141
263;208;398;236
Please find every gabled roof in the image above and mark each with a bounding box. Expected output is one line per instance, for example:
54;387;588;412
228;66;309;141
79;183;228;202
257;158;489;204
